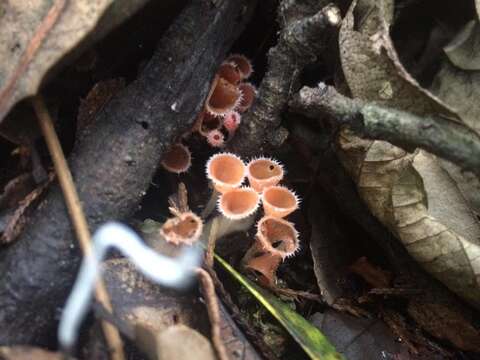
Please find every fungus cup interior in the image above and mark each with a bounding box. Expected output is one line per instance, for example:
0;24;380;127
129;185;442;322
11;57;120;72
209;155;245;186
249;159;283;180
162;213;201;240
263;187;296;209
221;189;258;216
162;144;190;171
208;78;240;113
258;217;297;254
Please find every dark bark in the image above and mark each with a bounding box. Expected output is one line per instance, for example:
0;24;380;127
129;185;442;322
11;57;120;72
290;83;480;178
0;0;255;345
228;1;340;156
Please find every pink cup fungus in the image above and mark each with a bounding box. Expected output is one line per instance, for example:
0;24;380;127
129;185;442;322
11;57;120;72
159;211;203;245
206;129;225;148
243;249;282;287
223;111;241;133
217;61;242;85
217;186;260;220
246;157;284;193
206;152;246;193
161;143;192;174
262;185;299;218
205;76;242;116
237;82;256;113
226;54;253;80
256;216;300;259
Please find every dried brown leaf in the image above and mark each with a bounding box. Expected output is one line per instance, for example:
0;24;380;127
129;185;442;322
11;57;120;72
0;346;63;360
0;0;147;124
337;0;480;313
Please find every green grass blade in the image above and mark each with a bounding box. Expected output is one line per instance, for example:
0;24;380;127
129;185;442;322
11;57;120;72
214;254;344;360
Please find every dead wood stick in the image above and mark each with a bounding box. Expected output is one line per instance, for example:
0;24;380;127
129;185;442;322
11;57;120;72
290;83;480;178
32;95;125;360
196;268;228;360
229;2;341;155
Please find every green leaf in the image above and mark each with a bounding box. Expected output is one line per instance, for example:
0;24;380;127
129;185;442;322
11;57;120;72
214;254;343;360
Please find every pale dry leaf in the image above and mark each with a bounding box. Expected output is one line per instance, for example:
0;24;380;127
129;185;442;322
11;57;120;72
0;0;148;124
337;0;480;311
443;20;480;71
431;42;480;215
392;151;480;309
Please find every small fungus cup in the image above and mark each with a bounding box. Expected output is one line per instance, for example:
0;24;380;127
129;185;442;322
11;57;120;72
246;157;284;193
160;211;203;245
206;76;242;116
262;185;299;218
237;82;256;113
256;216;299;258
217;61;242;85
206;129;225;148
218;187;260;220
206;152;246;193
226;54;253;80
161;143;192;174
243;249;282;287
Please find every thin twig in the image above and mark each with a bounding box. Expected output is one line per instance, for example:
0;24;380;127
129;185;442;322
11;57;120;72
290;83;480;179
32;95;125;360
196;268;229;360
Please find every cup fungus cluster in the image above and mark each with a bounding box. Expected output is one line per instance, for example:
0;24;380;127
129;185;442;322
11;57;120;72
206;152;301;286
195;54;256;147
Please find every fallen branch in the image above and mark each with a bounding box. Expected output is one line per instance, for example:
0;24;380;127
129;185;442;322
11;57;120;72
290;83;480;178
0;0;255;345
229;1;341;155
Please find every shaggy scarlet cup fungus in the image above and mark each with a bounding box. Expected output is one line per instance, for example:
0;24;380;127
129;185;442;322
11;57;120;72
237;82;256;113
217;186;260;220
205;76;242;116
161;143;192;174
223;111;241;133
217;61;242;85
226;54;253;80
206;152;246;193
243;249;283;287
256;215;300;258
246;157;284;193
206;129;225;148
262;185;299;218
160;211;203;245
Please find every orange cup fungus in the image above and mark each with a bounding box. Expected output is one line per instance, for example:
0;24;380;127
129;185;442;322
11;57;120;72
247;157;284;193
206;152;246;193
262;185;299;218
226;54;253;80
160;211;203;245
237;82;256;113
218;186;260;220
161;143;192;174
243;249;283;287
197;110;223;136
205;76;242;116
256;216;299;258
223;111;241;134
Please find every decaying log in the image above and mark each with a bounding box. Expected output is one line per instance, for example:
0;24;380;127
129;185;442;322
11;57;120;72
0;0;255;345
